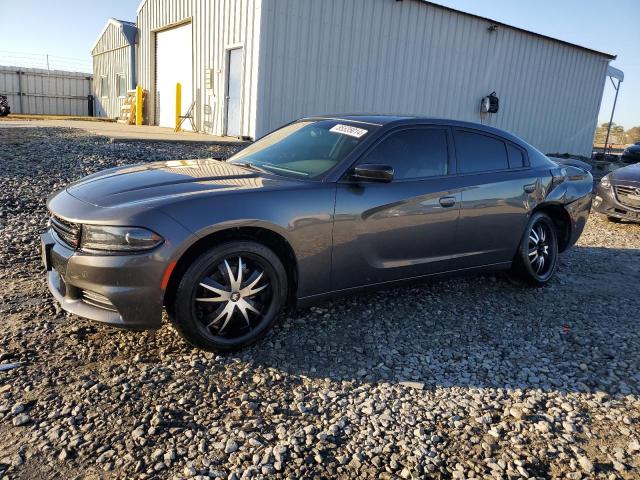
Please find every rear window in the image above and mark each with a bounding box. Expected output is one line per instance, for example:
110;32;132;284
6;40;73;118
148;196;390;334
455;130;509;173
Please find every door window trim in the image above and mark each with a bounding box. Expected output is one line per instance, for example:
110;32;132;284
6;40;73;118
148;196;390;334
339;125;456;183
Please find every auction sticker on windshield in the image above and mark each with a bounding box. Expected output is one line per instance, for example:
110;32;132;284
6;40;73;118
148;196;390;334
330;124;368;138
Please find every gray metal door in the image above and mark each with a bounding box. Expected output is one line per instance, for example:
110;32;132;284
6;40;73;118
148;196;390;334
225;48;243;137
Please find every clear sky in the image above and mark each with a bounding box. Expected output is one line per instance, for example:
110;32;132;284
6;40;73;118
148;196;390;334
1;0;638;128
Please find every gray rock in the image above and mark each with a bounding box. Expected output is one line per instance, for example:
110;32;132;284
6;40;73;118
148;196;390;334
577;455;594;474
224;439;238;454
12;414;30;426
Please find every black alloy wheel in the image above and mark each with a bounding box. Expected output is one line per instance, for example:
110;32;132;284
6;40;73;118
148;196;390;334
512;212;559;287
170;241;287;352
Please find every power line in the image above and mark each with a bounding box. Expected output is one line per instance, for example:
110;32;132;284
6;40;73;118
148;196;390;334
0;49;91;63
0;50;91;73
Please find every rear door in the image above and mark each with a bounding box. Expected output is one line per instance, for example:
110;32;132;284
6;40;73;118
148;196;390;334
332;126;462;290
452;128;538;267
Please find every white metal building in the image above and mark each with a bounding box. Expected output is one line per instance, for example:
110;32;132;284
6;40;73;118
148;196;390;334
129;0;618;156
0;65;92;115
91;18;137;118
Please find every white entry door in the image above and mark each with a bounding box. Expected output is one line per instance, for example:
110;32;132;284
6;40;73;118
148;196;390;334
156;23;193;130
225;48;243;137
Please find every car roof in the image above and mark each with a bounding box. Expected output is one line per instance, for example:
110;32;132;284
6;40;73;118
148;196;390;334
304;114;527;147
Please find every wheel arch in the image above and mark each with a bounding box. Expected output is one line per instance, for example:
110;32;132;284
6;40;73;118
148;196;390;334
532;203;572;252
163;226;299;309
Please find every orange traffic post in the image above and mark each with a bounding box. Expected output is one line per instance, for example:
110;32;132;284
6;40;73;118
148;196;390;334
135;85;143;126
175;82;182;132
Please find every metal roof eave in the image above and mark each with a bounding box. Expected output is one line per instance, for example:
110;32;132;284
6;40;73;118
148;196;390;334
91;18;137;54
415;0;617;60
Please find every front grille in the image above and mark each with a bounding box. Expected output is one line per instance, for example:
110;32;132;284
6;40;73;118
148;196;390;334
615;186;640;210
81;290;118;312
50;214;81;249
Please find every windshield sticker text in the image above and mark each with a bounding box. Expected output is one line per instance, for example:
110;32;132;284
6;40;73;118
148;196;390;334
330;124;368;138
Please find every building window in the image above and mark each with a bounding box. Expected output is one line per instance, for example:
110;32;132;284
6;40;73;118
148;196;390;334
100;76;108;98
117;74;127;98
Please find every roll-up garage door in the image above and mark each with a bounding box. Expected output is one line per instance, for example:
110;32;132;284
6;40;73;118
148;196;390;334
156;23;193;130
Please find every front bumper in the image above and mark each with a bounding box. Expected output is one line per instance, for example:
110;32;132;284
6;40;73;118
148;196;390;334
593;184;640;223
41;229;167;329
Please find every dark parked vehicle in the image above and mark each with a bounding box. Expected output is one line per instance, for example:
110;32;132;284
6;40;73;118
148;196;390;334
42;116;593;351
594;163;640;223
0;95;10;117
622;142;640;163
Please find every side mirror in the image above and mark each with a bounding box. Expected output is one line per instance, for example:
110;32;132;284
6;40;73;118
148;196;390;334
352;164;394;183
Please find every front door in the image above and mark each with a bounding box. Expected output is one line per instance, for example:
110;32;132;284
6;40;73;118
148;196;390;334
332;127;461;291
225;48;243;137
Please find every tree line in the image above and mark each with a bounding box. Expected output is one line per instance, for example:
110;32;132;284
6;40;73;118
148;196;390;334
594;123;640;145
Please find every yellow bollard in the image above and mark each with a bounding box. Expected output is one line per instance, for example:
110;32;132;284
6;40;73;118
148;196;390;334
175;82;182;132
135;85;143;126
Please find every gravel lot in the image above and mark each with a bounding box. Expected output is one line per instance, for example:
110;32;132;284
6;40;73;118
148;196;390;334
1;124;639;480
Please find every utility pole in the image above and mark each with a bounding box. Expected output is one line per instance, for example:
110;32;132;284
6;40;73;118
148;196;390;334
602;68;624;158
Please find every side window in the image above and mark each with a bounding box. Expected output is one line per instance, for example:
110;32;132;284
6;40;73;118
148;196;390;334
455;130;509;173
361;128;449;180
100;76;108;98
506;143;525;168
117;74;127;98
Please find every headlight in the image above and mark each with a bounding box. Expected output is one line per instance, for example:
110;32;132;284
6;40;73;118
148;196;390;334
600;174;611;189
80;225;163;252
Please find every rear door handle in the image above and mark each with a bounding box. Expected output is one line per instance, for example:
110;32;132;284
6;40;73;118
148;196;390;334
524;183;536;194
439;196;456;208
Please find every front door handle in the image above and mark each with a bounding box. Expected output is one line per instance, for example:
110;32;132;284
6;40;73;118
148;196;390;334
439;196;456;208
524;183;536;194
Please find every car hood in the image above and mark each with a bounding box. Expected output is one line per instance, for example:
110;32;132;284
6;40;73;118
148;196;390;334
66;159;301;208
611;163;640;185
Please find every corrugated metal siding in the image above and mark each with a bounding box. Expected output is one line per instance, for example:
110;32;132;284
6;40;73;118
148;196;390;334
137;0;261;137
0;66;91;115
92;23;134;118
256;0;610;156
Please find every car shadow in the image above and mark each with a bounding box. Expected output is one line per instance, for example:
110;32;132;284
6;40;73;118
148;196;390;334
236;245;640;395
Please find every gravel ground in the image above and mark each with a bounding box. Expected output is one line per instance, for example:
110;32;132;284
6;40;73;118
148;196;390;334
1;124;639;480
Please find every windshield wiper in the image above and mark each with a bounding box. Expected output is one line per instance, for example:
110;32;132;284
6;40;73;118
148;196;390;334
234;162;269;174
259;163;309;177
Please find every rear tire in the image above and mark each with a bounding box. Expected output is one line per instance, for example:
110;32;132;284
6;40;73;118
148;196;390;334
510;212;559;287
168;241;287;352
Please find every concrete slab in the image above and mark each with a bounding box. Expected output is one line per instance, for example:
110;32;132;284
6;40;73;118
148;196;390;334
0;118;247;145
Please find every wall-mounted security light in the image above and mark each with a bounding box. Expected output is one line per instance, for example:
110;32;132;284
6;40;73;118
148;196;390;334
481;92;499;113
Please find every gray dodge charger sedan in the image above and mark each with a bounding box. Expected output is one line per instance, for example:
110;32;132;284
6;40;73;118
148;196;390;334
42;116;593;351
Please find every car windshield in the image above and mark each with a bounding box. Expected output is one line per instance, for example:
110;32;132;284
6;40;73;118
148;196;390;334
228;120;376;178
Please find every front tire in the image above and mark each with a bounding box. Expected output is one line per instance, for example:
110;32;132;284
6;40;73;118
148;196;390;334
169;241;287;352
511;212;559;287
